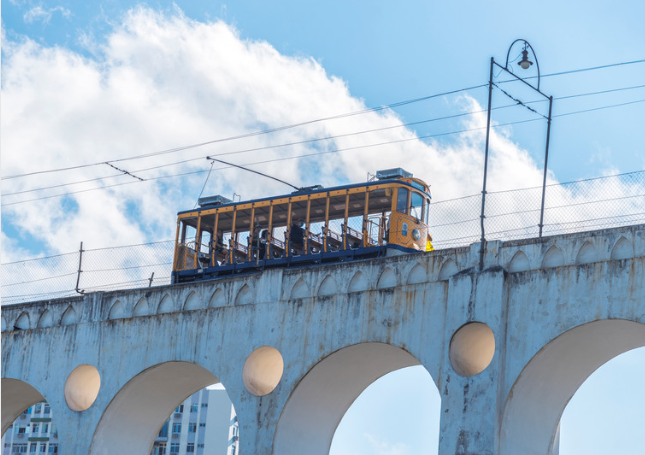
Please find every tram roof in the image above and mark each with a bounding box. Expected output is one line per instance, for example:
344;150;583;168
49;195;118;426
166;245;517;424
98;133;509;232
177;177;430;216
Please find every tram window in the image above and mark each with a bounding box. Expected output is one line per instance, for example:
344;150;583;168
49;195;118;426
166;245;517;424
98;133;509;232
200;230;212;255
425;199;430;224
271;202;289;242
183;222;197;244
396;188;409;215
410;192;423;221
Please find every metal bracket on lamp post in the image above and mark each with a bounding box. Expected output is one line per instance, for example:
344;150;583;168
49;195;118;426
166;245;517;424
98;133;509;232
479;39;554;272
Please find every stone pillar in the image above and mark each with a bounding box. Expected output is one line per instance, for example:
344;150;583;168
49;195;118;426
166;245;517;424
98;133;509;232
437;266;507;455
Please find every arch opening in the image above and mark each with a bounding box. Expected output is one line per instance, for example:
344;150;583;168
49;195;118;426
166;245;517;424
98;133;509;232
1;379;46;437
149;383;239;455
91;361;227;455
1;399;59;453
330;365;440;455
500;319;645;455
274;342;439;455
559;346;645;455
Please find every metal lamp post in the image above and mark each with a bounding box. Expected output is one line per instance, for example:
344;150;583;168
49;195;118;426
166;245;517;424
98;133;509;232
478;39;553;271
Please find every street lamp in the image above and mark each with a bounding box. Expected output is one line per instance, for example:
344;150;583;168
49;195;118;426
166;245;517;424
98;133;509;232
478;39;554;271
518;49;533;69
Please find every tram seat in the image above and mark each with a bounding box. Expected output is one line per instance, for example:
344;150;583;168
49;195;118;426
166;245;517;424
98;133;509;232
228;241;249;263
269;238;285;258
307;232;324;253
197;252;211;267
343;224;363;249
326;228;343;251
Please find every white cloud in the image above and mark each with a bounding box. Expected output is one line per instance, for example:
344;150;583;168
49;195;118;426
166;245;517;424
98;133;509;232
23;5;71;24
3;6;643;299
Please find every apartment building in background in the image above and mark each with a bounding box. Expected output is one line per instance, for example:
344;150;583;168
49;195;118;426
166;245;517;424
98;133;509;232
2;388;237;455
2;402;58;454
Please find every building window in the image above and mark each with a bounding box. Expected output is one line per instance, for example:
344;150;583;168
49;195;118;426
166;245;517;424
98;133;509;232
190;404;198;413
186;443;195;453
13;445;28;453
175;404;184;413
41;424;49;435
188;423;197;433
34;404;42;414
158;421;169;438
43;405;51;415
201;403;208;408
48;446;57;454
172;423;182;434
16;425;27;434
31;424;39;434
29;445;36;453
199;423;205;428
170;443;180;453
39;445;46;453
198;444;204;449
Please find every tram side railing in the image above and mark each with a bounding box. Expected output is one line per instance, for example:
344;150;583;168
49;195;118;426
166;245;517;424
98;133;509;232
3;171;645;304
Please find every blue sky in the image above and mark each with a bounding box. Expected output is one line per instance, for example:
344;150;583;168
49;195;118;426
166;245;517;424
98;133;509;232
2;1;644;454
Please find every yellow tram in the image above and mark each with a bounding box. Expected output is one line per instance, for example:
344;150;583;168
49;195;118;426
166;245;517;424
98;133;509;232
171;168;432;283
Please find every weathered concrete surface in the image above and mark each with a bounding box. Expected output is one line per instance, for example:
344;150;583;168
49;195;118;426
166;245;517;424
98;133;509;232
2;224;644;455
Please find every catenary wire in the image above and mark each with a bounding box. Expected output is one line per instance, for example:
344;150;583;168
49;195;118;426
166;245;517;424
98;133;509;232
3;57;645;181
6;82;645;198
0;84;487;180
3;97;644;207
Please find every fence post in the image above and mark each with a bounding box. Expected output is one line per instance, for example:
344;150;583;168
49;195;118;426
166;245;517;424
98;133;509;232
538;95;554;238
75;241;84;294
479;57;495;271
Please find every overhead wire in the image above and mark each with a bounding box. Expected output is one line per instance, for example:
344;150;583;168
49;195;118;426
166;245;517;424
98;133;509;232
497;58;645;84
5;81;645;198
3;96;644;207
3;57;645;182
0;84;488;180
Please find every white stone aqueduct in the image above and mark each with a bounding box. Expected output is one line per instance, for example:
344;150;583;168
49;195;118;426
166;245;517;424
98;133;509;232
2;224;645;455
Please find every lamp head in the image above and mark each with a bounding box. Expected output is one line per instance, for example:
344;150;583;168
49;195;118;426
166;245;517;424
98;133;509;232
518;49;533;70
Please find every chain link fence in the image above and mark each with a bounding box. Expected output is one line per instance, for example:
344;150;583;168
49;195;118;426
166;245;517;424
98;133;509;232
2;241;175;305
429;171;645;248
3;171;644;304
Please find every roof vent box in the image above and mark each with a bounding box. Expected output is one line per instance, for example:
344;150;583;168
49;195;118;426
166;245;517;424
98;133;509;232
376;168;413;180
198;195;233;207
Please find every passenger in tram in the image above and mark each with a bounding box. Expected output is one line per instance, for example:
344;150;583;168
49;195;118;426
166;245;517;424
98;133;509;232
258;229;269;260
214;230;227;264
290;221;305;255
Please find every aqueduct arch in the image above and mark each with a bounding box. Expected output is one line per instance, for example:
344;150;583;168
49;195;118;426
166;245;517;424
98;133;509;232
90;361;221;454
1;378;46;436
500;319;645;455
273;342;437;455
